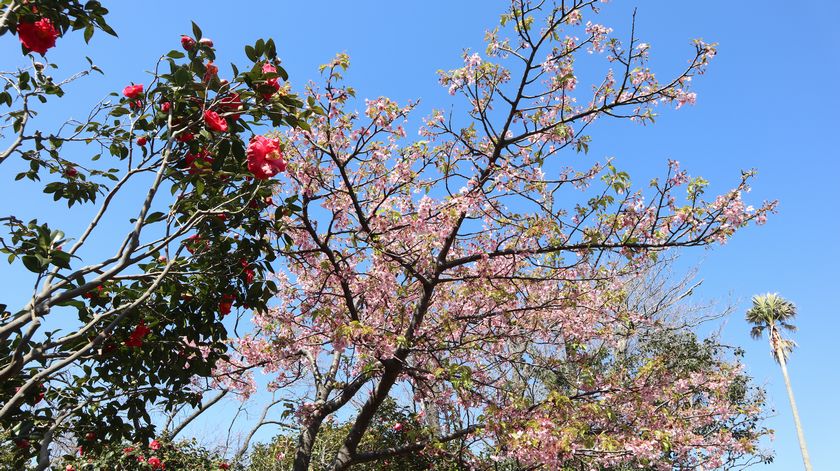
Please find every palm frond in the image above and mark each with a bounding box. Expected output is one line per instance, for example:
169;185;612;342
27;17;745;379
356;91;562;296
780;321;798;332
746;293;798;330
772;337;798;363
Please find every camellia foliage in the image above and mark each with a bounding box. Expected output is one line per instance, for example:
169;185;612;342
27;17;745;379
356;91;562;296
0;0;312;468
58;436;231;471
0;0;777;469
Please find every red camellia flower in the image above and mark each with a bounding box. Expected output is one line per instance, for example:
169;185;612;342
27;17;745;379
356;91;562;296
204;109;228;132
219;463;230;470
219;93;243;121
260;62;282;99
393;422;403;432
240;259;255;285
184;234;207;254
219;294;235;316
136;136;148;146
203;61;218;82
32;384;45;404
160;101;172;113
123;84;144;99
82;285;104;300
262;62;276;74
64;166;78;178
17;18;59;55
185;150;214;175
123;446;135;454
180;35;195;50
148;456;164;469
175;131;194;143
65;465;75;471
16;384;43;404
125;321;151;348
199;37;213;47
246;135;286;180
85;432;96;441
149;439;161;450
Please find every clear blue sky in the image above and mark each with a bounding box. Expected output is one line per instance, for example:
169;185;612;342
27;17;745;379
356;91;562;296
1;1;838;469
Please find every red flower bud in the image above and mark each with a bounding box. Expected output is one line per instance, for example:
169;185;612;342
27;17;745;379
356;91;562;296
184;234;207;254
203;61;219;82
161;101;172;113
180;35;196;50
82;285;104;299
136;136;148;146
199;37;214;48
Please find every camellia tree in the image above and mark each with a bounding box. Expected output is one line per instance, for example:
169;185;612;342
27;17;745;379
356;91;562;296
0;1;313;469
211;1;774;470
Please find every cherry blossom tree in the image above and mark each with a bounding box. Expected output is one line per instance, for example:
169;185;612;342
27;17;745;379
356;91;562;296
223;1;775;469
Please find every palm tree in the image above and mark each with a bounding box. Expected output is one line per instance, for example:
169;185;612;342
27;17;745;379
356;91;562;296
746;293;812;471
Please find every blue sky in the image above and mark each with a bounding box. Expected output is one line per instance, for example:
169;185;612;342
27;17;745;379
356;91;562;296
2;1;838;468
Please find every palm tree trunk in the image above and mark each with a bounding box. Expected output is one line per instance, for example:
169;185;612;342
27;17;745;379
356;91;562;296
775;343;813;471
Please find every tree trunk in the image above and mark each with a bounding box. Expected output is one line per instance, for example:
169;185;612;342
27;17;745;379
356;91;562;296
293;415;325;471
775;343;813;471
330;359;403;470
